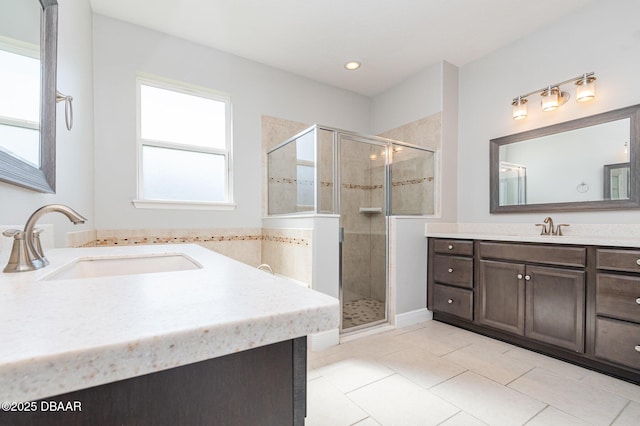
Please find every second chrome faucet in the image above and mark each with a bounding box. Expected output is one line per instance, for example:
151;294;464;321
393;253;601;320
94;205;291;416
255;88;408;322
536;216;570;236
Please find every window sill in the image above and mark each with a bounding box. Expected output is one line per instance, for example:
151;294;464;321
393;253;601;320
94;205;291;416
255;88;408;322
132;199;236;211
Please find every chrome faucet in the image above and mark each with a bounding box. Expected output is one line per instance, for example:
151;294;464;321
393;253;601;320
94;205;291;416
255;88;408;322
3;204;86;273
535;216;570;236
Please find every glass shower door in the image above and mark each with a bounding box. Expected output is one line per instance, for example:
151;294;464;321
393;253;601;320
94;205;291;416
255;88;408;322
339;136;387;331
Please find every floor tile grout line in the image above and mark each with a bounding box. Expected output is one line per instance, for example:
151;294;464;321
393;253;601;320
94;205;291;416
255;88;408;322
521;403;550;426
343;372;399;396
434;409;463;425
505;365;536;387
607;399;631;426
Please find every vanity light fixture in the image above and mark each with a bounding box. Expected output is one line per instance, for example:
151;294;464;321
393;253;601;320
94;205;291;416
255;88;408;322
511;72;596;120
575;73;597;102
344;61;361;71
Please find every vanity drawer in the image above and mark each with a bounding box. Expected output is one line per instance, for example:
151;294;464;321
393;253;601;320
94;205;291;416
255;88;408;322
596;274;640;323
433;284;473;321
594;317;640;370
433;239;473;256
479;242;585;268
433;255;473;289
597;249;640;273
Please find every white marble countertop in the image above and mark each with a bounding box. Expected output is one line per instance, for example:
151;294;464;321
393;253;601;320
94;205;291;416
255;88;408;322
0;244;339;402
424;222;640;248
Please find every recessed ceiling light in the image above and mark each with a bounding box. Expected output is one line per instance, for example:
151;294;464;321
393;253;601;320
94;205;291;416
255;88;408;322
344;61;361;71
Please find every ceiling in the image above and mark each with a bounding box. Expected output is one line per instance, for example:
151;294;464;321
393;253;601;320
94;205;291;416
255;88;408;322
90;0;598;97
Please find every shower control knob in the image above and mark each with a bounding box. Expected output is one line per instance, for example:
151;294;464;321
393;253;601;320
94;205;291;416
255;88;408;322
447;299;453;304
448;268;454;273
448;245;453;250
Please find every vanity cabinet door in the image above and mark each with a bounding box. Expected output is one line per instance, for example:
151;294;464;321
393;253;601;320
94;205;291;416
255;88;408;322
478;260;525;335
525;265;585;353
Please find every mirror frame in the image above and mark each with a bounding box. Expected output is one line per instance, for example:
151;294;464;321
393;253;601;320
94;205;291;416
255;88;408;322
0;0;57;193
490;103;640;213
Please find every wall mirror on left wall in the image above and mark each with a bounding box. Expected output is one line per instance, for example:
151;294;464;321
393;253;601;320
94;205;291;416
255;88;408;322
0;0;58;193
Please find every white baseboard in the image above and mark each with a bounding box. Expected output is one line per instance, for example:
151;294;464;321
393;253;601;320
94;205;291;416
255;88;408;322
395;308;432;328
308;328;339;351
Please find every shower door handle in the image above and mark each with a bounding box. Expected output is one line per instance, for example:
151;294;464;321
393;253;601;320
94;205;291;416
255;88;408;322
339;227;345;243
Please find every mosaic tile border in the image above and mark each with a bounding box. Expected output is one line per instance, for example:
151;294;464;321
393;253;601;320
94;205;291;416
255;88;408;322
95;231;308;247
392;177;434;186
269;177;333;188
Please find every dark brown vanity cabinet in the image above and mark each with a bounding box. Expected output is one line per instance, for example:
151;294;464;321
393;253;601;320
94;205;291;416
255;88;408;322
428;239;474;321
477;242;586;353
595;249;640;370
428;238;639;384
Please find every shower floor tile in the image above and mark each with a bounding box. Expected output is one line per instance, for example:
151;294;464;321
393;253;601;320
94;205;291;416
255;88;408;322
343;297;385;329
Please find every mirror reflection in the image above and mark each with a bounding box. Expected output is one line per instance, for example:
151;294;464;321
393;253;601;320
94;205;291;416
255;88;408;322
498;118;630;206
491;104;640;213
0;0;41;167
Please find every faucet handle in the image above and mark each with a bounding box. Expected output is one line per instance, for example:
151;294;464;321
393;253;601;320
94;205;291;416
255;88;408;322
3;229;24;239
32;228;46;259
555;224;570;236
535;224;548;235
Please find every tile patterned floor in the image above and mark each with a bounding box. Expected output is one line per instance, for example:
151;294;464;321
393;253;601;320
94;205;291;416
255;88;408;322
342;298;385;329
307;321;640;426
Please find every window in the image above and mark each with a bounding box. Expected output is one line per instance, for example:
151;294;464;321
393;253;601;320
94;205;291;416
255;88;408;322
134;76;233;209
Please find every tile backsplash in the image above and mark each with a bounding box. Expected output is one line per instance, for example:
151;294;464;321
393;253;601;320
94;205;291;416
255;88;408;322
65;227;313;286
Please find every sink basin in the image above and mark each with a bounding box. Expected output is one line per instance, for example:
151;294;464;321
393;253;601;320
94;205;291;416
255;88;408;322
41;253;202;280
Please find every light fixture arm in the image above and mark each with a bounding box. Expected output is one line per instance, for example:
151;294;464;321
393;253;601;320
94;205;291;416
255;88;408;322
512;72;595;101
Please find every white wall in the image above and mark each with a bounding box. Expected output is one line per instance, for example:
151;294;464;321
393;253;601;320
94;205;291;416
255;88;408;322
458;0;640;224
370;63;441;135
0;0;94;248
92;15;371;231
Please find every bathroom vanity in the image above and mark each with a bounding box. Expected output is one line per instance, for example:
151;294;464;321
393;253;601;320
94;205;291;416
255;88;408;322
0;244;339;425
427;232;640;384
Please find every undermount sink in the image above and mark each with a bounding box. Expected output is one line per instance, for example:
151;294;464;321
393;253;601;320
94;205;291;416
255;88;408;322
41;253;202;281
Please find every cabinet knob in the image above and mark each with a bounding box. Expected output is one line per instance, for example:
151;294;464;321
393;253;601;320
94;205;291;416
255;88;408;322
636;259;640;266
448;268;454;273
517;274;523;280
635;345;640;353
636;297;640;305
447;299;454;304
448;245;454;250
524;275;531;281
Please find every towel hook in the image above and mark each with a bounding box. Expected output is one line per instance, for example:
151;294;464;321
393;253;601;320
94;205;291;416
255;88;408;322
56;90;73;130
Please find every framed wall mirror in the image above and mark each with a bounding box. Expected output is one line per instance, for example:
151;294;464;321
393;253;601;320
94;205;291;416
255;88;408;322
490;104;640;213
0;0;57;193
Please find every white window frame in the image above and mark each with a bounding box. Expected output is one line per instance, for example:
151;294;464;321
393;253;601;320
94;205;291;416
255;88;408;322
133;74;235;210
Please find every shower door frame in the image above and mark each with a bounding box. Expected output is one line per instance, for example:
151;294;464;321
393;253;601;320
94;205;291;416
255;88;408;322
335;131;390;333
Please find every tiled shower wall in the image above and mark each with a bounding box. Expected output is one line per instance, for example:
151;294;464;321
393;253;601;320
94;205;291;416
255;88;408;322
380;113;440;216
341;141;387;304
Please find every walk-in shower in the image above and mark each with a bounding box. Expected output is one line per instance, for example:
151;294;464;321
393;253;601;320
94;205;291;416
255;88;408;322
267;125;435;332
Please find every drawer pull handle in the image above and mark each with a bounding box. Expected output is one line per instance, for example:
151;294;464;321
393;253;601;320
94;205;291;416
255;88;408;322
636;259;640;266
635;345;640;353
448;268;454;273
447;299;454;304
448;245;454;250
524;275;531;281
517;274;523;280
